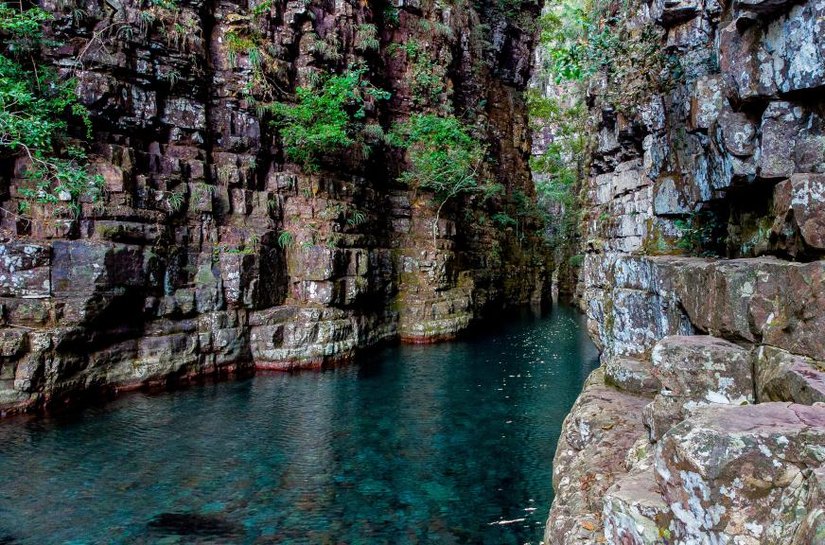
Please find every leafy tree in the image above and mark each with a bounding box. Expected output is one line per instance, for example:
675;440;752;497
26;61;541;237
538;0;618;84
388;114;486;245
269;67;390;171
0;3;103;221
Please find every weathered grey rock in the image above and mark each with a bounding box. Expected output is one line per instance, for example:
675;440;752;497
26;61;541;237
688;76;724;132
651;335;754;404
51;241;146;296
762;0;825;94
719;21;774;101
715;107;757;157
656;403;825;544
604;465;674;545
759;102;825;179
0;243;51;298
652;0;702;25
756;346;825;405
771;174;825;256
734;0;798;15
791;466;825;545
545;369;650;545
604;356;661;395
0;328;28;358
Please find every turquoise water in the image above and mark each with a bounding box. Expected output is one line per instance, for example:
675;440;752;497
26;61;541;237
0;305;598;545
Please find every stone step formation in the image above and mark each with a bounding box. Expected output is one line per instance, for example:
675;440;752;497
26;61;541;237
532;0;825;533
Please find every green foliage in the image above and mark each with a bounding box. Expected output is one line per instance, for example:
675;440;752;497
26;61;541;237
392;42;448;109
537;0;673;112
277;230;294;249
225;30;258;68
311;32;342;62
388;114;485;204
251;0;273;17
354;24;379;53
528;89;588;250
492;212;517;228
0;4;52;53
538;1;617;83
346;209;367;227
383;5;400;27
389;113;487;243
0;3;103;220
269;67;390;170
165;189;185;212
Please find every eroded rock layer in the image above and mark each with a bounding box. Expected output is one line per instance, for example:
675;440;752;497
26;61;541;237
542;0;825;539
0;0;548;413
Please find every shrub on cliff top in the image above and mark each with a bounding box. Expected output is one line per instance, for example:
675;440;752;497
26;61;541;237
0;4;103;221
269;67;390;171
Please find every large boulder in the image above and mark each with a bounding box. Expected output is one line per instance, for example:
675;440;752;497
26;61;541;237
656;403;825;544
644;335;755;440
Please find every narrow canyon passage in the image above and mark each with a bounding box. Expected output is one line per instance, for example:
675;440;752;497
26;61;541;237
0;306;597;545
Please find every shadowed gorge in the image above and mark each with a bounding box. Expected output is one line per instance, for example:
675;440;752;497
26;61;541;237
1;0;825;539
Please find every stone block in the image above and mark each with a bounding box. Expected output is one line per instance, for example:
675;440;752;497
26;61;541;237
651;335;754;403
52;241;145;295
604;357;662;395
656;403;825;544
771;174;825;255
756;346;825;404
604;465;674;545
0;243;50;298
689;75;724;131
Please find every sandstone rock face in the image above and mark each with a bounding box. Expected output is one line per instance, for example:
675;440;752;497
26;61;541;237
545;369;651;545
0;0;549;414
539;0;825;535
644;335;754;440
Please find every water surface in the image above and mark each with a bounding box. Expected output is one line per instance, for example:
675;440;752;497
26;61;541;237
0;305;598;545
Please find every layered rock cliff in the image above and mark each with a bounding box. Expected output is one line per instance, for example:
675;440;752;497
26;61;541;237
0;0;549;413
535;0;825;541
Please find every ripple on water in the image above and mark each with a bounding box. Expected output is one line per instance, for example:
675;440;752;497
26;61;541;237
0;305;598;545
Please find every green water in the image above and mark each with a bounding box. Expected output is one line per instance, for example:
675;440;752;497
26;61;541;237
0;305;598;545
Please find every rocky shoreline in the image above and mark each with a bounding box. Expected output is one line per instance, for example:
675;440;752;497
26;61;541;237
535;0;825;536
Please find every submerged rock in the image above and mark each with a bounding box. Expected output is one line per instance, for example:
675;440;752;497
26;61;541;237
147;512;243;539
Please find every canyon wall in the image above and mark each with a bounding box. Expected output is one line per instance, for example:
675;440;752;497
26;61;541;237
540;0;825;542
0;0;548;414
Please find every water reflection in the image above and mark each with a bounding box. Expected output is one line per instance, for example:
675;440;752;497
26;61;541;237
0;305;598;545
